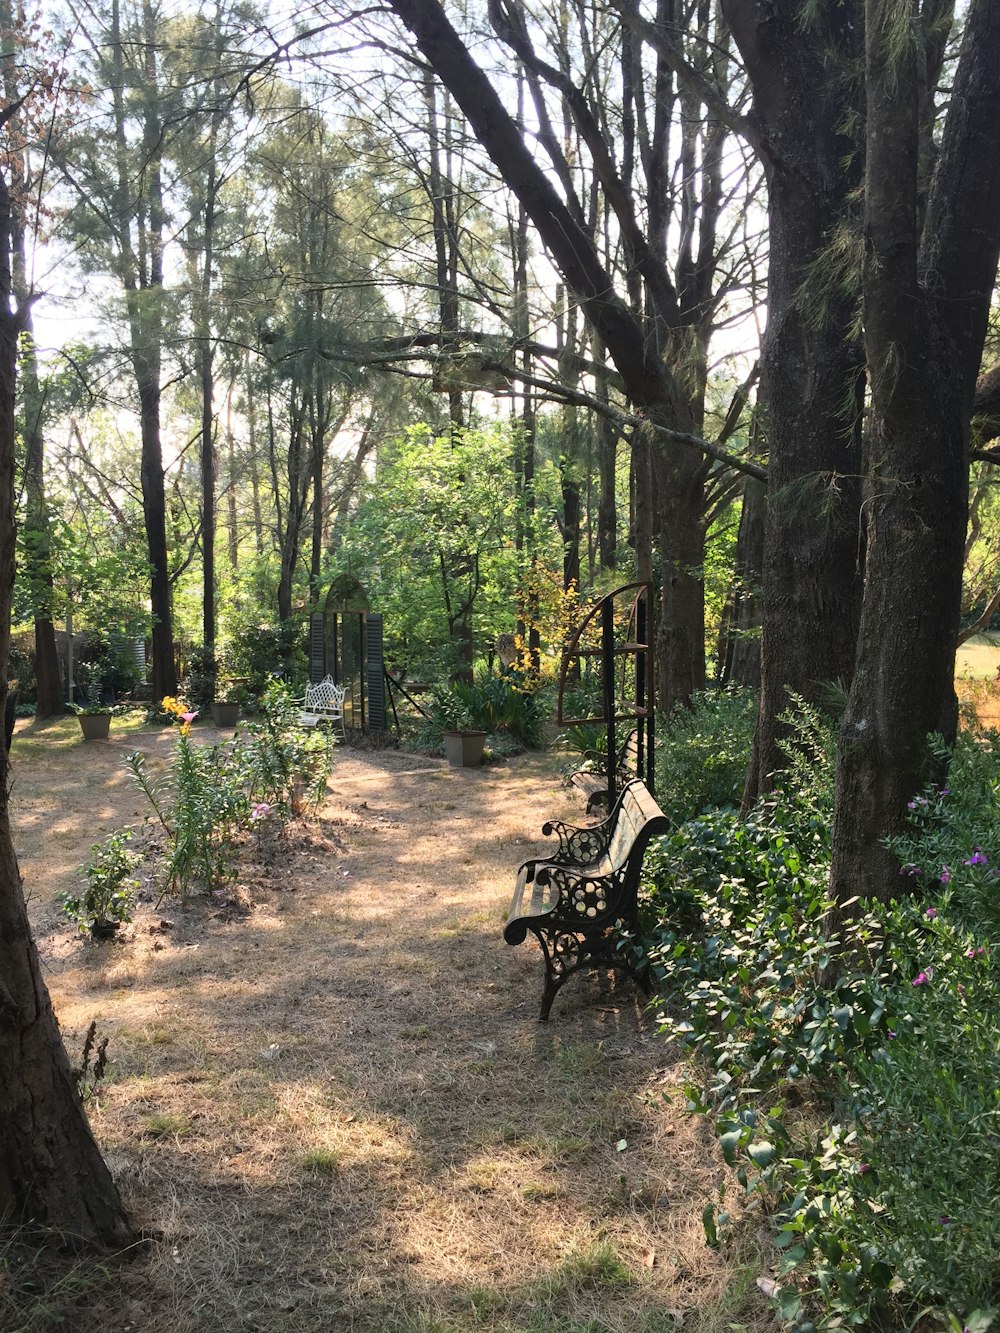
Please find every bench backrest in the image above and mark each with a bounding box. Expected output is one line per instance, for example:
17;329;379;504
306;676;345;709
605;780;668;871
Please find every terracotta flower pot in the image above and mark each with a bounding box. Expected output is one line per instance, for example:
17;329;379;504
442;729;486;767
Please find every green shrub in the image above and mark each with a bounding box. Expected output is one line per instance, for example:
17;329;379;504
224;619;305;700
644;709;1000;1333
654;686;758;822
60;831;140;936
422;668;546;753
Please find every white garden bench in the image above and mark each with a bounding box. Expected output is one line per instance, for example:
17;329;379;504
298;675;346;733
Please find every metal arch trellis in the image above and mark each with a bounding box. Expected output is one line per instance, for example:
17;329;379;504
556;582;655;803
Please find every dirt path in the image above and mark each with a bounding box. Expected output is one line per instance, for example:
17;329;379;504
14;725;765;1333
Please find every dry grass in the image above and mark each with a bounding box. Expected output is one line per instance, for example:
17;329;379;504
7;720;775;1332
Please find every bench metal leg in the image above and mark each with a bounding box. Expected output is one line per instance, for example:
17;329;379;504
534;925;650;1021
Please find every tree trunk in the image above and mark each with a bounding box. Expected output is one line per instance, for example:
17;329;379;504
829;0;1000;906
655;429;707;706
0;167;132;1249
718;476;764;689
137;372;176;701
200;337;216;649
726;0;865;804
23;351;62;714
0;6;62;716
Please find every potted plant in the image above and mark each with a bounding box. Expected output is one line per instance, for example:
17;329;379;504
434;687;487;767
60;831;140;940
211;698;241;727
70;701;114;740
442;727;487;767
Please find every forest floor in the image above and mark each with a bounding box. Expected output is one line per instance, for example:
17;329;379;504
11;716;774;1333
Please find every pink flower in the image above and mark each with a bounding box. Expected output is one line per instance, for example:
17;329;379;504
858;1162;871;1175
912;972;930;986
925;907;938;919
182;711;198;724
939;866;951;884
250;802;273;821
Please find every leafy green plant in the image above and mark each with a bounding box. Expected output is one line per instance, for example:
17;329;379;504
644;707;1000;1333
431;684;477;732
654;686;758;822
557;722;608;774
425;670;546;751
237;682;335;816
69;700;115;717
128;683;334;901
128;731;244;901
224;618;305;700
60;831;140;936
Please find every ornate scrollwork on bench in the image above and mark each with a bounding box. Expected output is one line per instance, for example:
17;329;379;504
539;816;611;865
505;780;669;1020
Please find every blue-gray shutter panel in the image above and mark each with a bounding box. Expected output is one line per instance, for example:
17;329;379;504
309;614;325;683
366;614;386;732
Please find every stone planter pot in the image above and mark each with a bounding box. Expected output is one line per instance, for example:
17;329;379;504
211;701;241;727
442;729;486;767
78;713;111;740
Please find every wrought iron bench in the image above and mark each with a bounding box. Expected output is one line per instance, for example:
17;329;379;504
297;676;346;733
504;779;669;1020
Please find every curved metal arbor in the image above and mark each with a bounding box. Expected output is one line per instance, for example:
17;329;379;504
556;582;655;803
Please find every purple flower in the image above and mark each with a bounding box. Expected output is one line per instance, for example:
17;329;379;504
858;1162;871;1175
939;1215;952;1226
939;866;951;884
965;849;988;867
887;1029;897;1039
912;972;930;987
250;801;273;821
939;788;951;797
925;907;938;919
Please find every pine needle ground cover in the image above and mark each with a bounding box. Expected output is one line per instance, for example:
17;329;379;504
7;724;773;1333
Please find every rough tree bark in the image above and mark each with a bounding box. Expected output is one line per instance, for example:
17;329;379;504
0;2;62;714
725;0;866;803
829;0;1000;905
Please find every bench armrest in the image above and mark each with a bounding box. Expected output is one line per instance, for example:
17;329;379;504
541;814;613;865
536;864;624;924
